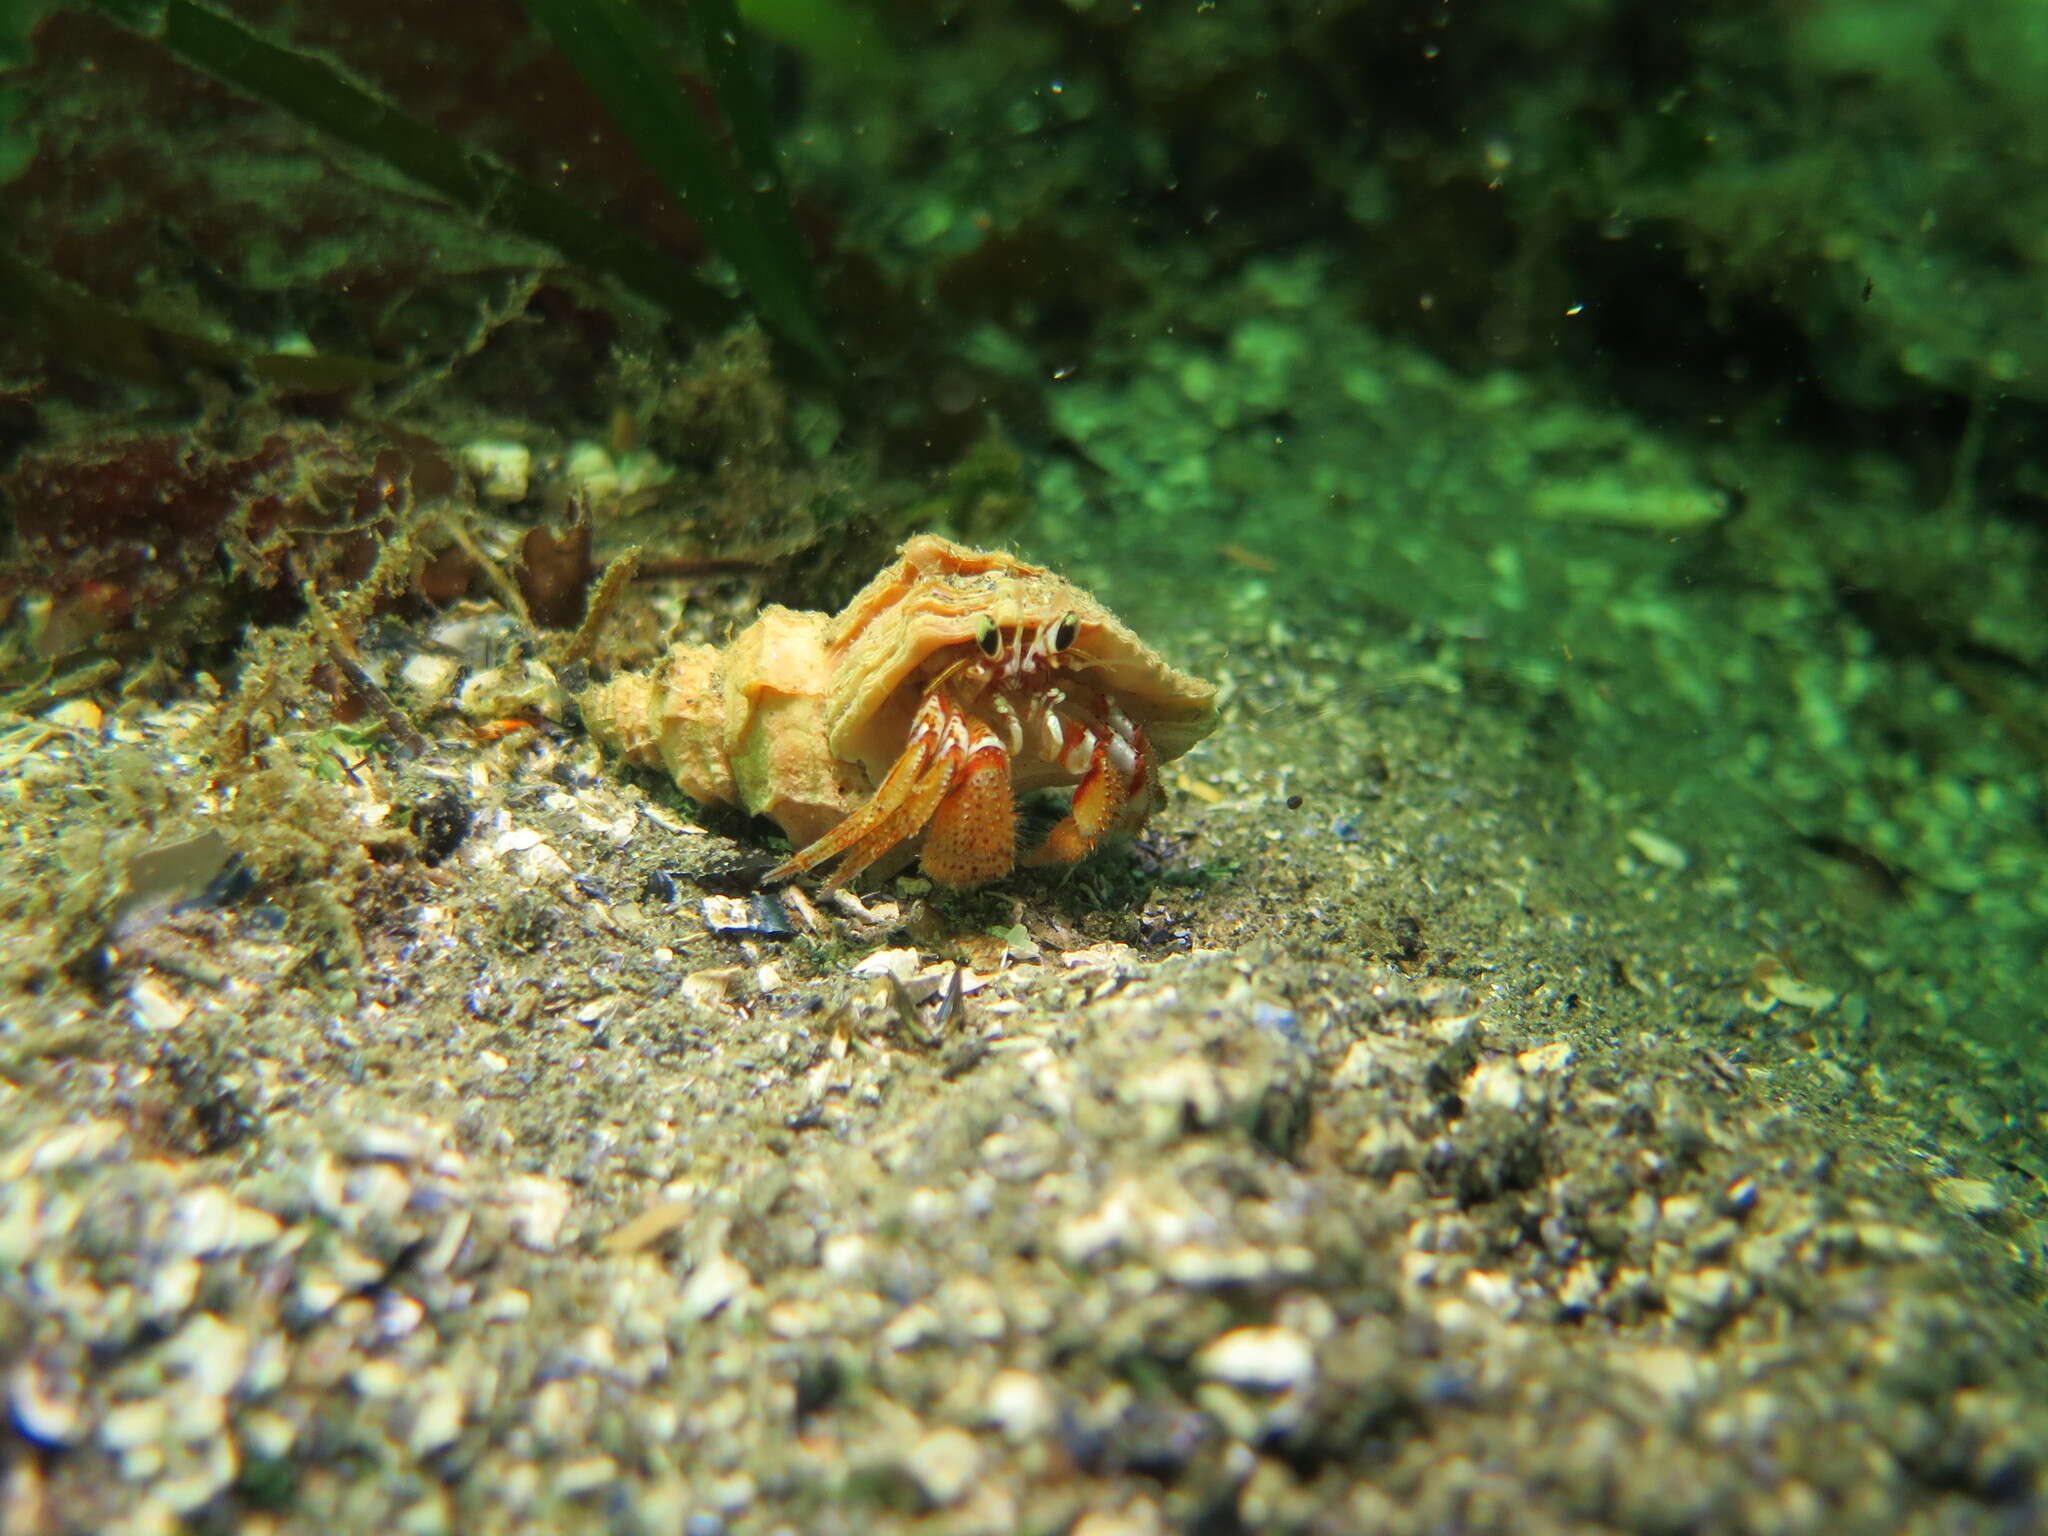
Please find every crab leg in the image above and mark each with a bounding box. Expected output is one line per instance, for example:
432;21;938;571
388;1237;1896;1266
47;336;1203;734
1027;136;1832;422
920;730;1015;887
1111;721;1158;836
1023;715;1153;868
763;693;954;885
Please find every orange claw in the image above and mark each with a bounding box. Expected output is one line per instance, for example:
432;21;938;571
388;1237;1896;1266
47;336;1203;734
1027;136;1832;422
473;715;539;743
921;736;1016;887
1025;726;1146;868
768;700;1022;889
810;745;955;889
764;693;982;889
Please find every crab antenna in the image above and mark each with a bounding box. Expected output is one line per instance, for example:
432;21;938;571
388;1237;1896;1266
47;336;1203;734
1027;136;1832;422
925;653;976;698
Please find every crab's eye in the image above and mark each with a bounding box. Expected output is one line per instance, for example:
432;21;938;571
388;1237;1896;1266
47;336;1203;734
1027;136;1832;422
974;615;1002;657
1051;612;1080;652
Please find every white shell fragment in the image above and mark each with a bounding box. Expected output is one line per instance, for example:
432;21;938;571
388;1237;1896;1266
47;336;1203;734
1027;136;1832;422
850;947;921;982
902;1426;983;1507
399;652;463;709
498;1175;573;1252
1933;1177;2002;1217
7;1359;84;1448
458;440;533;504
984;1370;1056;1441
128;974;191;1032
1195;1325;1316;1393
1626;827;1690;871
408;1374;466;1457
680;1252;754;1321
1762;971;1838;1012
459;660;567;723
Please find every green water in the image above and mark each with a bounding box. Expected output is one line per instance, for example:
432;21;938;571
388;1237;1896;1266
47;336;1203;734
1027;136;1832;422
2;6;2042;1107
797;2;2048;1063
8;4;2048;1531
5;0;2044;1134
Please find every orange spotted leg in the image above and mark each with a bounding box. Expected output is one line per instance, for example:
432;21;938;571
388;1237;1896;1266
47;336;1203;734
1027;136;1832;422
763;693;956;887
920;728;1016;886
1022;718;1154;868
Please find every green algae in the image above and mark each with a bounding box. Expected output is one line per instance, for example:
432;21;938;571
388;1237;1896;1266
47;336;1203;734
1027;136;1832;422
3;4;2048;1525
83;0;769;341
1029;252;2048;1065
518;0;830;365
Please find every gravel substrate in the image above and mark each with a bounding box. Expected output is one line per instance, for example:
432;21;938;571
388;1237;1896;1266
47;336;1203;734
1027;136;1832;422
3;608;2045;1536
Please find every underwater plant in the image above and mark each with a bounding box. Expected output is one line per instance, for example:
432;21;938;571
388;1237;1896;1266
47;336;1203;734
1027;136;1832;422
74;0;830;364
520;0;830;364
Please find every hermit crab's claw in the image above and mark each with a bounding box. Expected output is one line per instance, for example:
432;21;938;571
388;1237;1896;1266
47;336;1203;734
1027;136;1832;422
1023;721;1154;869
919;732;1015;886
763;693;1022;890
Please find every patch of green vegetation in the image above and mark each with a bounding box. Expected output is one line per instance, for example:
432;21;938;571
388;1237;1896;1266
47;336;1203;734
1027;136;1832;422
734;0;889;75
232;1454;299;1512
911;882;1007;929
296;723;394;784
1153;854;1243;890
828;1464;929;1516
0;240;401;393
518;0;829;365
788;930;864;972
0;736;203;993
79;0;827;359
491;888;563;953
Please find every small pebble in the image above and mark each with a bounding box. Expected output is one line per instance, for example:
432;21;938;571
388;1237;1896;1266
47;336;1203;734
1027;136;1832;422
458;440;532;503
128;975;190;1032
100;1398;170;1453
408;1379;464;1457
851;947;921;981
1934;1177;2002;1217
984;1370;1055;1441
903;1426;982;1507
501;1174;572;1252
7;1360;83;1448
399;653;463;708
1195;1326;1315;1393
555;1455;619;1499
42;697;102;732
700;894;795;938
1626;827;1690;871
459;660;566;723
482;1288;532;1324
680;1252;753;1321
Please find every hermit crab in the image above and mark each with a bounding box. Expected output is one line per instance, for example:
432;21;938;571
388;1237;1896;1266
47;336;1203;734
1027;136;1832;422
581;535;1219;888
